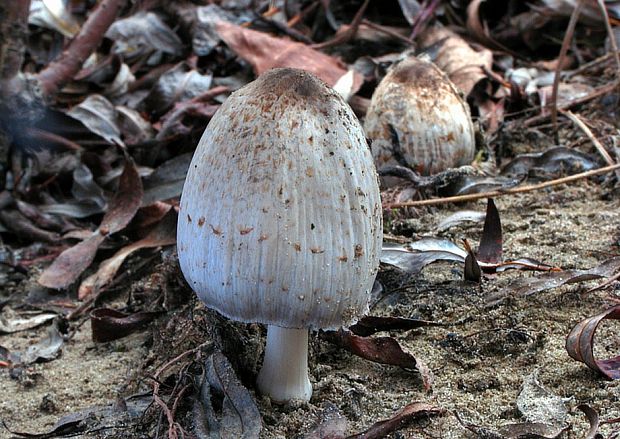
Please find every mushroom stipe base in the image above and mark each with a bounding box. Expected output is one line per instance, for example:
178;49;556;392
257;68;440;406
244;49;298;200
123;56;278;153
257;325;312;403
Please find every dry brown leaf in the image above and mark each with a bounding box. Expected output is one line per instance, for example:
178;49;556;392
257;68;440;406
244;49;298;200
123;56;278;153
215;21;363;93
418;25;493;96
78;210;177;299
38;156;143;289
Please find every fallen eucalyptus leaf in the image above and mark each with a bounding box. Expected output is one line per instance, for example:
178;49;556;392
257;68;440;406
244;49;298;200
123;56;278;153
381;238;467;274
196;351;262;438
436;210;486;232
141;153;192;205
105;12;183;59
0;307;56;334
488;257;620;304
143;63;213;114
321;329;421;372
79;210;177;299
216;21;362;92
516;373;568;425
39;156;143;289
501;146;599;179
90;308;161;342
575;404;601;439
347;402;444;439
303;403;349;439
477;199;502;265
29;0;80;37
66;95;124;146
566;305;620;380
350;315;444;337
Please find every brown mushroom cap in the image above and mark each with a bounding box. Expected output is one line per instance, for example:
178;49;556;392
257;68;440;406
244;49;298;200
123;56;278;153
364;57;476;176
177;68;382;330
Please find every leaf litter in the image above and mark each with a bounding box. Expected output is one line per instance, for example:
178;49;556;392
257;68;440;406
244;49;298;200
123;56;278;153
1;0;620;438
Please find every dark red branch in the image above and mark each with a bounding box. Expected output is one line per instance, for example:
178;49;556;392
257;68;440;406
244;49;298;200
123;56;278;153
36;0;127;98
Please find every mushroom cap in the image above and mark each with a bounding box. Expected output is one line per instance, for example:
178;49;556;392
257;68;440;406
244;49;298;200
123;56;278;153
177;68;382;330
364;56;476;176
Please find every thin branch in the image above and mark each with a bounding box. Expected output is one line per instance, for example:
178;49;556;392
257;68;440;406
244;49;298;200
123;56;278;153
311;0;370;49
560;110;615;166
523;80;620;127
37;0;127;98
385;163;620;208
595;0;620;74
551;0;585;133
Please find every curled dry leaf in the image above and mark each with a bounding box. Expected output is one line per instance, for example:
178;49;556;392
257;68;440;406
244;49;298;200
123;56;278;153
192;4;241;56
576;404;601;439
466;0;516;55
78;210;177;299
2;395;152;438
41;162;108;219
566;305;620;380
116;105;154;144
347;401;444;439
90;308;161;342
463;239;482;282
418;25;493;96
39;156;143;289
444;174;521;196
381;238;467;274
66;95;124;146
0;208;61;243
215;21;363;92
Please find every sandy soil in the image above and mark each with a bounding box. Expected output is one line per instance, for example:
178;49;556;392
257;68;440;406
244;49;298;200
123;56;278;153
1;181;619;439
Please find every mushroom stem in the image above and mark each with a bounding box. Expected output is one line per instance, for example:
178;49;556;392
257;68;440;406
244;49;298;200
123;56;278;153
256;325;312;403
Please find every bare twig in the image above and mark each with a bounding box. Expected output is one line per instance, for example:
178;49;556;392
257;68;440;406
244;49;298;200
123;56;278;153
595;0;620;74
37;0;127;98
586;269;620;293
150;346;205;439
524;80;620;127
362;19;414;45
385;163;620;208
551;0;585;134
26;128;83;151
560;110;615;165
311;0;370;49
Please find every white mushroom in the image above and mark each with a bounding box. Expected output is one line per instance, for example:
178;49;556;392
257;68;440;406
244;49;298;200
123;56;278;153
364;56;476;179
177;68;382;403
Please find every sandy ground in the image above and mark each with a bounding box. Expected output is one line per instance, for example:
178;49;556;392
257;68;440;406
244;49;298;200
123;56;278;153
1;181;619;438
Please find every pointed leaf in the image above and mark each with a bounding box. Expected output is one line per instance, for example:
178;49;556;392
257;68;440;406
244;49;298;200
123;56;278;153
477;199;502;264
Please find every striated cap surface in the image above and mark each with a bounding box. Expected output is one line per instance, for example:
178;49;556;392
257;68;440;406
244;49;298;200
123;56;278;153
364;57;475;177
177;68;382;329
